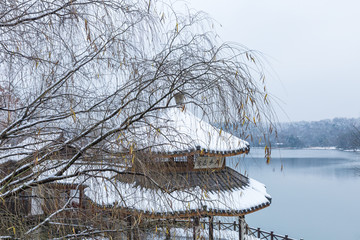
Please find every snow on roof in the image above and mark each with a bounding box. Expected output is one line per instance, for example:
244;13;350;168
0;133;61;164
83;168;270;215
34;160;270;216
85;178;270;215
129;107;249;155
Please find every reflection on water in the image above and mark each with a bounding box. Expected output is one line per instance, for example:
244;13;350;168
227;148;360;240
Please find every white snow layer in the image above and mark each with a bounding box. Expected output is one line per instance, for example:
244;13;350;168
128;107;249;154
0;133;60;164
33;159;270;215
84;172;270;214
34;159;270;214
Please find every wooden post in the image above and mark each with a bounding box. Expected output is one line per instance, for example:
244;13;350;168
270;231;274;240
285;235;288;240
238;216;245;240
133;229;139;240
209;216;214;240
165;226;171;240
257;228;261;238
133;217;139;240
127;216;132;240
127;215;139;240
193;217;200;240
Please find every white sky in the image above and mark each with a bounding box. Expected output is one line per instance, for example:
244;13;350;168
189;0;360;122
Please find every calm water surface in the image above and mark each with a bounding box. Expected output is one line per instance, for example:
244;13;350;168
228;148;360;240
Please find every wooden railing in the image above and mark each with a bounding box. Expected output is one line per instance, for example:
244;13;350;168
212;221;301;240
141;219;303;240
23;216;303;240
246;226;302;240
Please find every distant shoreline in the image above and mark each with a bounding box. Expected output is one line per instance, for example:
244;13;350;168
252;146;360;151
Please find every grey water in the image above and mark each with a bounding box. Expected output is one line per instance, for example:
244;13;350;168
228;148;360;240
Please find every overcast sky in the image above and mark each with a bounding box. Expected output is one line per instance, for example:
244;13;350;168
189;0;360;122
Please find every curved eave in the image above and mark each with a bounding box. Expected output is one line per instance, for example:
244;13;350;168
99;200;270;219
147;145;250;158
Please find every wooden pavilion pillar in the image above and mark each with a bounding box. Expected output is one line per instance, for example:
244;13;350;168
133;216;139;240
127;215;132;240
126;215;140;240
238;216;245;240
193;217;200;240
133;229;139;240
165;225;171;240
208;216;214;240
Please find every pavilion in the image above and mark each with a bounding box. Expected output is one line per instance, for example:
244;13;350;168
84;102;272;239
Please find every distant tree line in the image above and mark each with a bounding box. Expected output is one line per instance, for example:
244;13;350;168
224;118;360;150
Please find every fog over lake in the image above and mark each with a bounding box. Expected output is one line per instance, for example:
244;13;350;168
190;0;360;122
228;148;360;240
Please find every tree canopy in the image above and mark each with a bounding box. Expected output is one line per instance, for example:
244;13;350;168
0;0;274;238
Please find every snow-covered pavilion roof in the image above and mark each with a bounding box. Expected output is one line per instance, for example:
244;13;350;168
130;107;249;156
83;166;271;217
35;159;270;217
0;133;61;165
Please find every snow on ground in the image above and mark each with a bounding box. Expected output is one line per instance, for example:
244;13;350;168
305;146;337;150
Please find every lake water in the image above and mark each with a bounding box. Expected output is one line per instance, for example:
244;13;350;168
228;148;360;240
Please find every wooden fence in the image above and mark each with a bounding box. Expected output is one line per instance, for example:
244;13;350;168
246;226;300;240
43;217;302;240
212;221;302;240
141;219;303;240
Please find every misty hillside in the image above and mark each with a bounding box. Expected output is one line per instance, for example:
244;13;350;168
226;118;360;149
274;118;360;149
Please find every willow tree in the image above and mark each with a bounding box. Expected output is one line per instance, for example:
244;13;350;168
0;0;274;238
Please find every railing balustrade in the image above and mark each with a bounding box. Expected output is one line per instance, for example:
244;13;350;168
140;219;302;240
